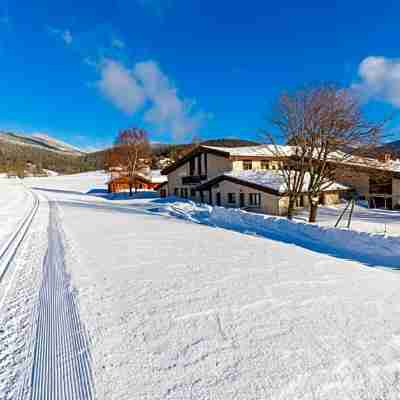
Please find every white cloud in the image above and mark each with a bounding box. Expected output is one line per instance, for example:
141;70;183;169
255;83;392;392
96;59;207;139
353;56;400;106
62;30;73;45
97;59;145;114
49;27;73;46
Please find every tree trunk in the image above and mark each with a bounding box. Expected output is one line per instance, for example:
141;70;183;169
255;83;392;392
129;184;133;196
287;196;295;220
309;200;318;223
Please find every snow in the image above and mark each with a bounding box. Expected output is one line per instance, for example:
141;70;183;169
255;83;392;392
42;168;59;177
329;151;400;174
203;144;400;174
4;171;400;398
149;169;168;184
18;172;400;398
24;170;109;195
0;188;49;399
0;179;32;250
223;170;349;192
30;132;85;154
203;144;293;157
142;198;400;267
295;202;400;236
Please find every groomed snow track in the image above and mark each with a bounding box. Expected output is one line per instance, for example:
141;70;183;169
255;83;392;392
29;200;95;400
0;187;39;287
0;184;95;399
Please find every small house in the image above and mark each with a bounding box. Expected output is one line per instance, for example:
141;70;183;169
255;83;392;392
196;170;351;215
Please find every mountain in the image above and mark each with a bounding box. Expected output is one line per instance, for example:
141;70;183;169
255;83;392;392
0;131;85;156
30;133;86;155
0;131;96;175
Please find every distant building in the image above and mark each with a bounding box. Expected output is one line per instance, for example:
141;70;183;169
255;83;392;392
157;157;173;169
107;167;167;193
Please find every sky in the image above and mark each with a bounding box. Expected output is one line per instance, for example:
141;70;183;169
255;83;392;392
1;1;400;150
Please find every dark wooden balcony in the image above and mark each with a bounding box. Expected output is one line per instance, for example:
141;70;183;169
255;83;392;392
182;175;207;185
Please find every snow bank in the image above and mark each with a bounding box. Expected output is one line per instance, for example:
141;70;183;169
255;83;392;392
162;201;400;267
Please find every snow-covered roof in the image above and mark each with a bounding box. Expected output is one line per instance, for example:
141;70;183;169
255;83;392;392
328;152;400;174
149;170;168;184
218;170;350;193
205;145;400;174
202;144;294;157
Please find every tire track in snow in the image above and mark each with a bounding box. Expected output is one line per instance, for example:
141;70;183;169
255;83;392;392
29;201;94;400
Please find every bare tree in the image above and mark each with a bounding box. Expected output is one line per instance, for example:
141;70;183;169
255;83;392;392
264;92;314;219
297;85;387;222
265;85;389;222
112;128;151;196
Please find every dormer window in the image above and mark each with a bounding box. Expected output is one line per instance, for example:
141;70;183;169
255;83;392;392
243;160;252;170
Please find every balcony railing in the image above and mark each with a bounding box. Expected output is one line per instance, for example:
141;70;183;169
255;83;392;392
182;175;207;185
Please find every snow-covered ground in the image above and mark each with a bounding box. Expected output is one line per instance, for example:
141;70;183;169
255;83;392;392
1;171;393;399
0;178;32;248
26;170;109;195
295;202;400;236
3;170;400;398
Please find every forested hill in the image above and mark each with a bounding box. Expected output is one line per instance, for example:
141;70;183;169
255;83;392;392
154;138;261;158
0;131;99;174
0;132;260;175
83;138;261;169
0;131;84;155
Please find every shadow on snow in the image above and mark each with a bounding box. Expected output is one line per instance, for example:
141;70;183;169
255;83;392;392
47;195;400;271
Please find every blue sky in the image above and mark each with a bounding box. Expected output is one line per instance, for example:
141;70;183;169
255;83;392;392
1;1;400;149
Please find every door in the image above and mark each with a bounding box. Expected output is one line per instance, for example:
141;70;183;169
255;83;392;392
240;193;245;207
216;192;221;206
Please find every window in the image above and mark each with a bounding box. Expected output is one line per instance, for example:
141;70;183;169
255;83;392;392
227;193;236;204
174;188;179;197
190;188;196;197
249;193;261;206
243;160;252;170
261;161;270;170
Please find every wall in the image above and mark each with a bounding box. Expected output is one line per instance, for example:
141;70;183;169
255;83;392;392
207;153;233;176
232;160;281;171
392;178;400;208
167;152;232;199
334;167;370;196
208;179;283;215
167;162;189;196
322;192;340;205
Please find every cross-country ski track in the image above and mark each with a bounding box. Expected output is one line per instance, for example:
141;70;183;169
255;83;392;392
29;200;94;400
0;183;95;400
